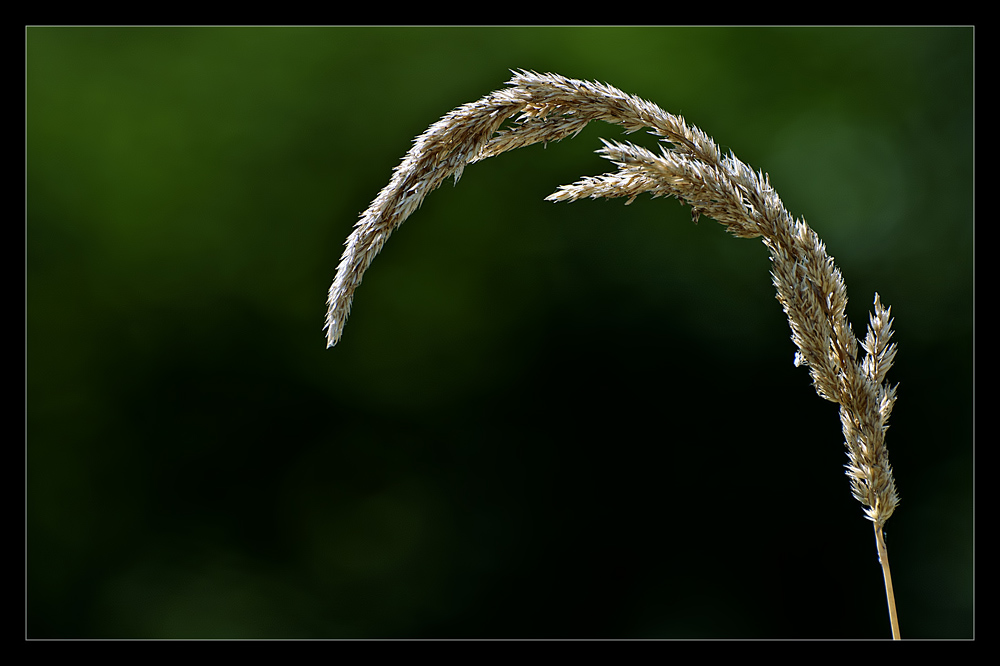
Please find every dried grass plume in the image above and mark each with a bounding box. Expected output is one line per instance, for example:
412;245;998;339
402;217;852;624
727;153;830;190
324;70;902;638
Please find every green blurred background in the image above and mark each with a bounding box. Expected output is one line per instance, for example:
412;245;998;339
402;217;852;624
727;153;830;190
26;26;973;638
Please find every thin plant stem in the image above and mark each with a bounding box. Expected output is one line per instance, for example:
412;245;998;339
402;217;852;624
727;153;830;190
874;523;901;639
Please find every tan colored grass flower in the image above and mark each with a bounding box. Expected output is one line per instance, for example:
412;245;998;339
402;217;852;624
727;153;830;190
325;71;901;638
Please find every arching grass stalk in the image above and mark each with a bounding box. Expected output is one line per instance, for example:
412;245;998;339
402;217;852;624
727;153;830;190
325;70;901;638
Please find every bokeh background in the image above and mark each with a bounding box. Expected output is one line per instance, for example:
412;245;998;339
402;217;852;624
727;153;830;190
27;26;973;638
